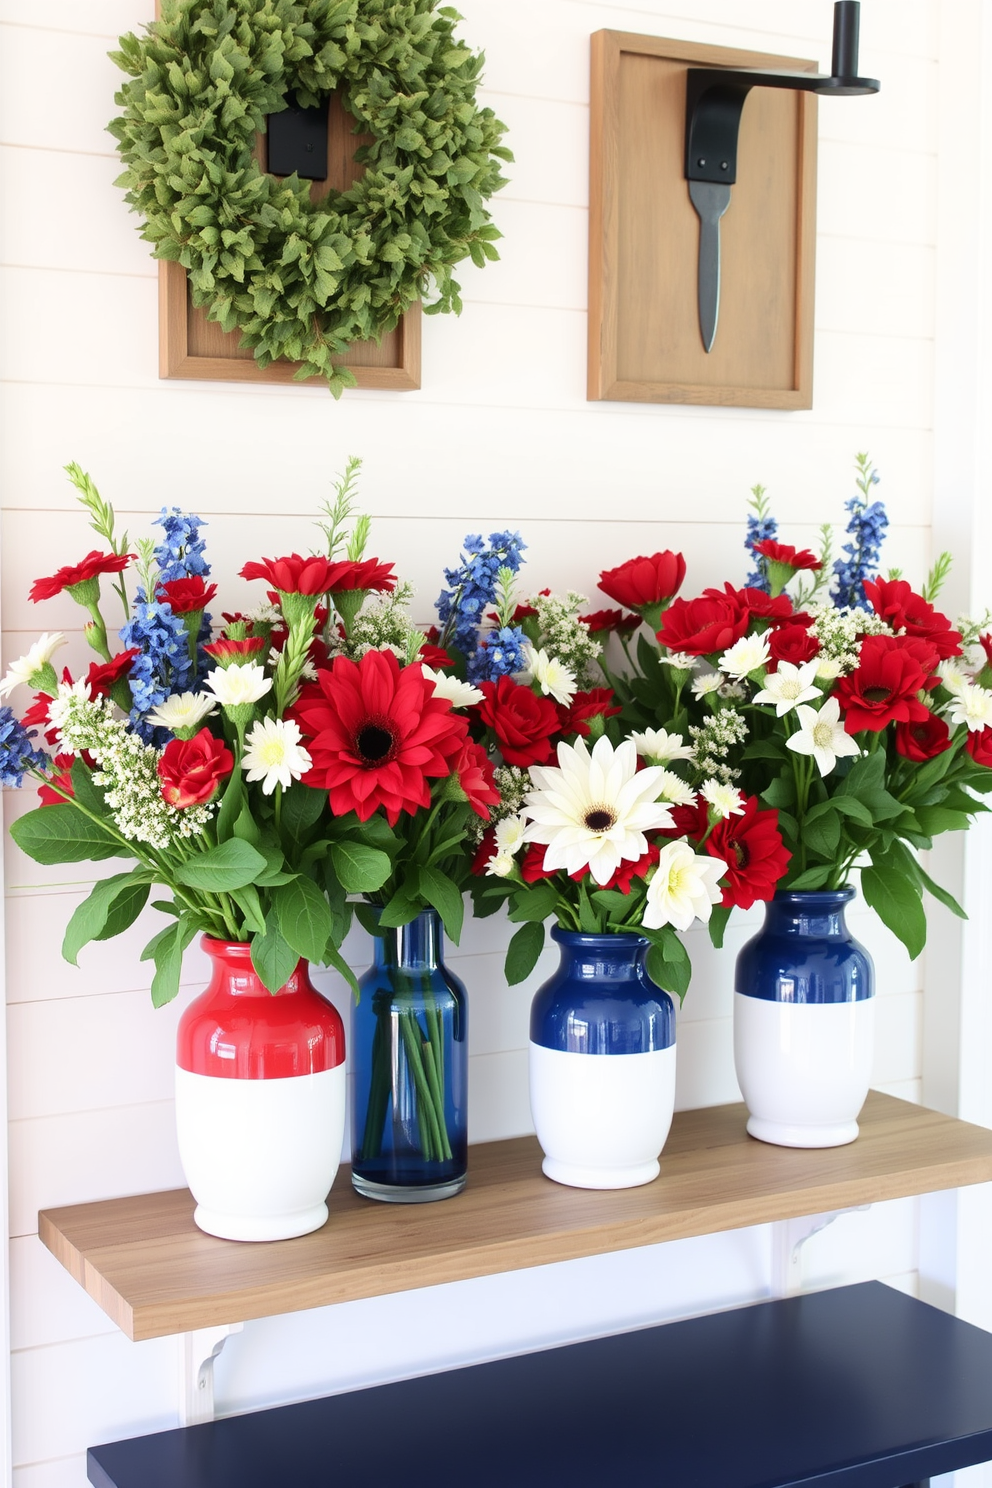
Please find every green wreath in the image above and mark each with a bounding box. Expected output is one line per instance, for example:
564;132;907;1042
110;0;511;395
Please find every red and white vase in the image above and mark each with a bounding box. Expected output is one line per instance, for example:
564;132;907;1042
175;938;346;1242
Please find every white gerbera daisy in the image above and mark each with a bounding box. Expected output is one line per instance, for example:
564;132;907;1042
643;842;727;932
752;660;822;717
631;727;694;764
719;633;771;679
786;696;861;776
524;645;577;706
945;682;992;732
700;780;745;818
421;664;484;709
242;717;312;794
0;632;67;698
204;661;272;708
522;736;674;886
146;692;218;733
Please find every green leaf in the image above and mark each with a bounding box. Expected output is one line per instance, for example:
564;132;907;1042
174;837;267;892
378;887;424;929
353;814;398;855
232;802;262;846
505;920;545;985
591;889;636;915
577;879;600;933
95;879;151;943
62;871;151;965
215;766;244;842
786;865;835;890
803;811;841;858
329;842;393;894
275;876;335;962
354;902;385;937
508;882;559;923
250;912;300;993
69;757;110;817
279;782;325;848
645;933;691;1003
144;916;197;1008
418;866;464;944
708;904;732;949
916;863;967;919
10;803;123;865
230;883;267;937
861;866;927;960
320;939;360;1000
914;806;970;837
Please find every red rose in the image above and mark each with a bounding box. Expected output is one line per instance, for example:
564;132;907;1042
768;623;820;668
38;754;75;806
599;552;686;611
705;798;791;909
895;714;952;761
833;635;931;733
158;728;234;808
455;741;501;819
753;540;821;572
30;550;134;603
967;727;992;767
579;608;641;636
157;576;218;615
862;577;962;661
477;676;561;767
556;688;621;737
84;648;141;700
656;584;750;656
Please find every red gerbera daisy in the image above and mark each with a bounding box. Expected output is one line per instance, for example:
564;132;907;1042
29;551;134;604
291;650;468;826
862;577;962;661
454;741;501;819
704;798;791;910
833;634;932;732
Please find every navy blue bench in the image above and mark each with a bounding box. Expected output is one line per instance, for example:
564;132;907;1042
88;1281;992;1487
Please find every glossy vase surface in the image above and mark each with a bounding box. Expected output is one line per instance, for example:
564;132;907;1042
734;888;875;1148
350;910;467;1203
175;938;346;1241
529;929;676;1190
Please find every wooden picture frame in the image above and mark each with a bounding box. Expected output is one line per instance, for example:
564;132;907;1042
588;31;818;410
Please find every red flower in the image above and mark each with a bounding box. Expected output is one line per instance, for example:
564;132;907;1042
967;727;992;768
740;588;795;623
599;551;686;611
753;540;821;572
157;576;218;614
556;688;621;737
455;741;501;819
291;650;467;826
862;577;962;661
895;713;951;762
203;636;267;662
660;798;709;842
768;623;820;668
656;584;750;656
158;728;234;808
419;642;454;669
471;829;497;876
705;799;791;910
520;843;556;882
22;692;59;745
38;754;75;806
603;841;661;893
327;558;397;594
241;554;395;597
979;634;992;667
84;648;141;700
477;676;561;768
833;635;931;733
579;608;641;635
29;550;134;603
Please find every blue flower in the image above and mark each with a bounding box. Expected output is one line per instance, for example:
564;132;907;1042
436;531;526;659
832;493;888;610
468;626;528;683
0;708;48;788
744;511;778;592
120;597;196;740
154;508;209;583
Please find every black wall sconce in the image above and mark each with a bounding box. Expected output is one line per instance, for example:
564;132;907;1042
684;1;879;352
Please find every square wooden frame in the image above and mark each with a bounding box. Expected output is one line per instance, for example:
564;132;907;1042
588;31;818;409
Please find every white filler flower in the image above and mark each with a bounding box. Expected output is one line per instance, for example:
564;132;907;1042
146;692;218;733
523;645;577;706
421;665;484;709
787;696;860;776
945;682;992;732
644;842;727;932
752;660;822;717
242;717;313;794
719;632;770;679
205;661;272;708
700;780;745;818
632;728;694;764
0;632;67;698
523;736;673;886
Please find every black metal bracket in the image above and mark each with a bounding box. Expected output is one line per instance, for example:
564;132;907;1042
685;2;879;184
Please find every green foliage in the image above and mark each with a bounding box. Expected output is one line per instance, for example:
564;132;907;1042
109;0;512;396
173;837;268;891
141;916;198;1007
62;870;153;965
10;803;124;865
505;920;545;985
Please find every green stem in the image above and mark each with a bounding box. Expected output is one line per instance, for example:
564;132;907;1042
359;1000;393;1163
398;1010;444;1161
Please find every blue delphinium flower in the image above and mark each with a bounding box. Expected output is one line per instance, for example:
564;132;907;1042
469;625;528;684
154;508;209;582
120;598;195;739
744;484;778;592
436;531;526;658
0;708;48;787
832;458;887;610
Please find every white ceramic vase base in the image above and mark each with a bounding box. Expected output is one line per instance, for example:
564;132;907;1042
193;1201;330;1243
745;1116;860;1149
541;1156;661;1190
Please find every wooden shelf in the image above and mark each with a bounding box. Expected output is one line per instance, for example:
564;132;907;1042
40;1093;992;1342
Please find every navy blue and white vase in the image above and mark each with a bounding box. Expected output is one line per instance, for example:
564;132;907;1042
529;928;676;1190
734;888;875;1149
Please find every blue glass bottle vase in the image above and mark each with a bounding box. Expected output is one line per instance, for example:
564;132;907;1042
734;888;875;1148
350;910;467;1203
529;928;676;1190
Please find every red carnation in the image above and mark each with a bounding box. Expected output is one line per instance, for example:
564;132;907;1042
157;576;218;615
204;636;267;662
291;650;467;826
895;713;951;762
241;554;395;597
38;754;76;806
556;688;621;737
704;798;791;910
833;634;931;733
768;623;819;668
84;648;141;700
656;584;750;656
455;741;501;819
967;727;992;768
753;540;822;572
579;608;641;636
477;676;561;768
419;642;454;669
862;577;962;661
158;728;234;808
599;551;686;613
740;588;795;623
29;550;134;603
327;558;397;594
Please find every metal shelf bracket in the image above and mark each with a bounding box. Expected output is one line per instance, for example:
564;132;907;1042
180;1322;244;1426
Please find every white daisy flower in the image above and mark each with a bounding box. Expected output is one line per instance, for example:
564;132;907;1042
494;814;527;856
786;696;861;776
656;769;697;808
659;652;697;671
204;661;272;708
701;780;745;818
719;633;771;679
146;692;218;733
752;660;822;717
486;851;516;878
691;672;724;699
631;727;694;764
815;657;843;681
523;735;674;887
643;842;727;932
47;676;93;735
938;660;971;697
242;717;313;794
523;645;577;707
421;664;484;709
944;682;992;732
0;632;67;699
246;601;282;625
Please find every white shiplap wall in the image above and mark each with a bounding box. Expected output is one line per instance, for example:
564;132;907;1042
0;2;950;1483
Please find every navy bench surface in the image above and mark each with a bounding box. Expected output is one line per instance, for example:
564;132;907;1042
88;1281;992;1488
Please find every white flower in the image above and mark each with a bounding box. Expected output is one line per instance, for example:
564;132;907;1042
656;769;698;807
204;661;272;708
494;814;527;856
944;682;992;732
643;842;727;932
246;601;282;625
47;676;93;736
632;728;694;764
146;692;218;732
268;647;317;682
752;660;822;717
242;717;313;794
0;632;67;698
523;736;674;887
701;780;745;818
659;652;697;671
421;664;484;709
691;672;724;698
786;696;861;776
815;657;843;681
938;660;971;697
719;633;770;679
524;645;577;706
486;851;516;878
